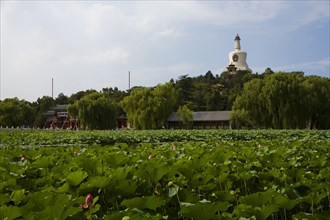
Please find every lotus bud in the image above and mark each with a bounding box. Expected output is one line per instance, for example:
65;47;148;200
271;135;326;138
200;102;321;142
86;194;93;207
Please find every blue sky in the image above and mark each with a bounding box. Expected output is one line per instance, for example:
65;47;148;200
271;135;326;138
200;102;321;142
1;1;329;101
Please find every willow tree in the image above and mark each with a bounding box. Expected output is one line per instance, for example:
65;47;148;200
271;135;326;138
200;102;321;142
68;92;118;130
231;72;330;129
261;72;306;128
231;78;269;128
176;105;193;129
302;76;330;129
120;83;177;129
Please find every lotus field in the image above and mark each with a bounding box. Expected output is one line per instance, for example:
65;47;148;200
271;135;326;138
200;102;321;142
0;130;329;219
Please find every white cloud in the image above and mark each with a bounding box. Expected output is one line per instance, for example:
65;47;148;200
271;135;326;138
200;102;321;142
293;57;330;76
253;57;330;77
157;27;184;39
87;47;130;63
80;3;132;38
127;1;285;33
279;1;330;32
131;62;203;87
57;47;130;66
142;1;282;25
302;2;330;25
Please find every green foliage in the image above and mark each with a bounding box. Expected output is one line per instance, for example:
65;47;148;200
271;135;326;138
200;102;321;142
1;129;329;147
2;70;328;130
120;83;177;129
0;205;22;220
68;89;97;104
69;92;119;130
0;98;35;127
231;72;330;129
168;184;179;197
302;76;330;129
0;130;329;219
10;189;25;205
66;171;88;186
180;200;231;220
55;93;69;105
176;105;193;128
231;78;269;128
33;96;56;128
121;196;167;211
174;71;255;111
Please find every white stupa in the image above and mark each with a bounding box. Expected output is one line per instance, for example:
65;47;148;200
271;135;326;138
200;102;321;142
227;34;252;73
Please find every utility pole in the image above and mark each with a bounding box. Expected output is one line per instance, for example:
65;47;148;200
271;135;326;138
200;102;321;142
0;68;1;101
128;71;131;91
0;63;1;100
52;78;54;99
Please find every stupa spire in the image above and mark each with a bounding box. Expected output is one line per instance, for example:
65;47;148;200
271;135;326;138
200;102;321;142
234;34;241;50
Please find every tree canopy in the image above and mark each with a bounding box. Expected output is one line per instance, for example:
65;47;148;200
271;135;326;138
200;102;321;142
120;83;177;129
68;92;119;130
174;70;255;111
176;105;193;129
231;72;330;129
0;98;35;127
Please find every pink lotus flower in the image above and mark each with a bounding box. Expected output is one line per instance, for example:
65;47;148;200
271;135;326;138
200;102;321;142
19;154;25;161
86;194;93;207
81;194;93;210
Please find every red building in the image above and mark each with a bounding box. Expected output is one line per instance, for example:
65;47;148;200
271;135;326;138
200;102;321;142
43;105;79;129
